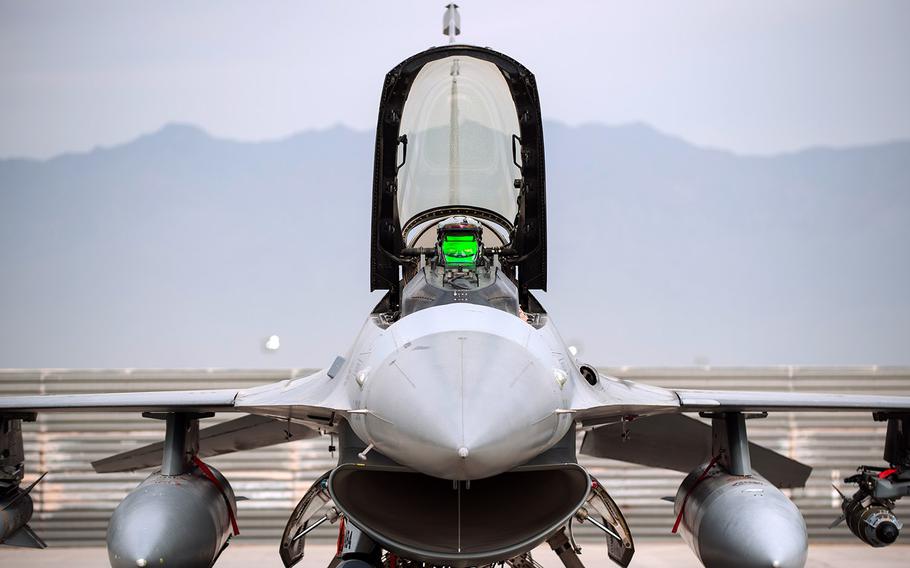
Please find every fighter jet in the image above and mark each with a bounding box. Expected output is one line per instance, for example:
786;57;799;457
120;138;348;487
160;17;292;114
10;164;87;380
2;14;910;568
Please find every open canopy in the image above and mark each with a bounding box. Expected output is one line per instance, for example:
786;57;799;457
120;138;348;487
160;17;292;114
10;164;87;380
397;56;522;245
370;45;547;307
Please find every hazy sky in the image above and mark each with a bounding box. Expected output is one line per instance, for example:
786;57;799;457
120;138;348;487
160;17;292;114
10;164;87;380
1;1;908;158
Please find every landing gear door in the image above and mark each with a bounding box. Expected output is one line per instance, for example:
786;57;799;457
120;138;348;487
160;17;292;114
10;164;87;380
587;478;635;568
280;471;335;568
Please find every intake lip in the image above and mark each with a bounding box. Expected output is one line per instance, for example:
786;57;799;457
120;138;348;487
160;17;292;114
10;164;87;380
328;463;591;567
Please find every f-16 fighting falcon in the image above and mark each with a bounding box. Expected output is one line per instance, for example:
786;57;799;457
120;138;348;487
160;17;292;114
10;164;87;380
2;6;910;568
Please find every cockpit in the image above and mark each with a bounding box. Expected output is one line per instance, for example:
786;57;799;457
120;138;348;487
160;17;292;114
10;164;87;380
369;45;547;321
399;216;522;319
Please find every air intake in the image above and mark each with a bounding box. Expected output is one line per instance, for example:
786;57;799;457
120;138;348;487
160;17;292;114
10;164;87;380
328;463;590;567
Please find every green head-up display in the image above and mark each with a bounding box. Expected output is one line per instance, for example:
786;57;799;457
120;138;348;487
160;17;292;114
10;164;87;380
441;234;479;267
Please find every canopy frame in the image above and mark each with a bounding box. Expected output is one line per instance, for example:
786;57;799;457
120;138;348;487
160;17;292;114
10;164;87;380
370;45;547;309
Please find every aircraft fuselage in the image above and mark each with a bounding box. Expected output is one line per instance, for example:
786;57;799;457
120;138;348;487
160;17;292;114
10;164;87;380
345;302;577;480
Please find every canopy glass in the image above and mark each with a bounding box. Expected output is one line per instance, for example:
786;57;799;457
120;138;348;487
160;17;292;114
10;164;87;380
397;56;522;244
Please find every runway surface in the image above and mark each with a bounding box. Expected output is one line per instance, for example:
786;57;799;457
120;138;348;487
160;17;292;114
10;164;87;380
1;543;909;567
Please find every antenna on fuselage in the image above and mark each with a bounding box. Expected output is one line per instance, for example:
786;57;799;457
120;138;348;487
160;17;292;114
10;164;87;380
443;4;461;45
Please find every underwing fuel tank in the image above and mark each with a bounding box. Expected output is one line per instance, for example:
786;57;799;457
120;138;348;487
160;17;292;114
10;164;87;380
674;463;808;568
107;463;237;568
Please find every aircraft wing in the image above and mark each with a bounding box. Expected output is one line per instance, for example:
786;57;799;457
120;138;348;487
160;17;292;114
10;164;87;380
571;371;910;426
573;372;910;488
570;373;681;426
0;368;351;468
0;368;351;425
674;388;910;413
0;388;240;414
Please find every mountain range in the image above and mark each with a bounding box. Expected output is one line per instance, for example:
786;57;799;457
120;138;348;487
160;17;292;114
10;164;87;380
1;122;907;368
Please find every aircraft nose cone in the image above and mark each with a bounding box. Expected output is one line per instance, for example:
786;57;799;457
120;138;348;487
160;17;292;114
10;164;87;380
359;327;566;480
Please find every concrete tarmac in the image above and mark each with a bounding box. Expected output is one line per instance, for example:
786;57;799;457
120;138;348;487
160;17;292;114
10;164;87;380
1;543;909;567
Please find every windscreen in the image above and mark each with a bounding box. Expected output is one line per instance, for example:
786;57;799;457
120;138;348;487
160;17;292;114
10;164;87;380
397;56;522;241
